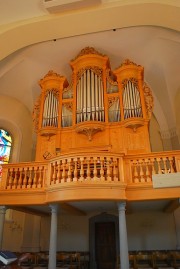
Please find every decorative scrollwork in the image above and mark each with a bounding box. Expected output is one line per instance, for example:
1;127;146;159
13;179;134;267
63;102;73;112
122;78;138;88
45;88;59;98
119;59;140;68
32;94;41;133
43;70;63;79
73;47;105;60
106;69;118;86
143;82;154;119
63;78;73;94
75;122;105;141
77;66;103;81
108;96;119;108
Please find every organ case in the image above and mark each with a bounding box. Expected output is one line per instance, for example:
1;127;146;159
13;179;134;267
33;47;153;161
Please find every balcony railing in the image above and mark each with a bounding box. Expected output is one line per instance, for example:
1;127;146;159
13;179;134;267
124;151;180;184
1;151;180;191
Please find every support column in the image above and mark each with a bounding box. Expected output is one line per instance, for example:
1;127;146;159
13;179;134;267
48;204;58;269
118;202;129;269
0;206;6;249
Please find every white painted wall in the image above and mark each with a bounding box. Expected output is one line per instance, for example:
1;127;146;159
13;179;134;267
2;209;180;253
0;95;33;162
126;211;177;251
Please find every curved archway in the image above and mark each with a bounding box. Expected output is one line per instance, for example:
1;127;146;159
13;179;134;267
0;2;180;60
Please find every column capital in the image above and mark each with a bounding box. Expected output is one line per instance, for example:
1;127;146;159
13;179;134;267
49;204;58;214
117;201;126;212
0;206;7;215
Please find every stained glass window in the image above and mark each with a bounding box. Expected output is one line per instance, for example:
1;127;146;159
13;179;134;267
0;129;12;164
0;129;12;178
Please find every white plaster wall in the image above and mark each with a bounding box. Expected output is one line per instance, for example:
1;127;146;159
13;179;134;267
39;211;178;252
126;211;177;251
149;114;163;152
0;95;33;162
3;210;24;252
2;210;178;253
57;215;89;251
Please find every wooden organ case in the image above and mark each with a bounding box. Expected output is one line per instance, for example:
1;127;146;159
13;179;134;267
33;47;153;161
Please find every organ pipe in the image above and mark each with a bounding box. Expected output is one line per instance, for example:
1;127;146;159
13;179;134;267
42;91;59;127
123;80;142;119
76;69;105;123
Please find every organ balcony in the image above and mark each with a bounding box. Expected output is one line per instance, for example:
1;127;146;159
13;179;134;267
0;150;180;205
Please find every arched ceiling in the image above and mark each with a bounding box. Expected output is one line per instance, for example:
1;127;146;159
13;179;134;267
0;0;180;132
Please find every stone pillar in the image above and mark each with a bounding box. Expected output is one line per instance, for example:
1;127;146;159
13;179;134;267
118;202;129;269
0;206;6;248
48;204;58;269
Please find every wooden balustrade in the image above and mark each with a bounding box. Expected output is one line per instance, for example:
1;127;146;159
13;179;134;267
1;151;180;193
124;151;180;184
0;162;48;190
49;154;123;185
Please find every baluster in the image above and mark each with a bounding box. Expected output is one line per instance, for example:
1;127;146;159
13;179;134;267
100;157;105;181
17;168;23;189
33;167;38;188
112;158;118;181
51;162;57;184
27;167;33;188
145;158;151;182
37;166;43;188
42;165;47;188
139;160;145;183
86;158;91;181
61;160;66;183
73;158;78;182
93;157;98;181
67;159;72;182
12;168;18;189
150;158;156;177
162;157;168;173
7;168;13;189
156;157;163;174
169;157;175;173
79;157;84;181
56;161;61;184
106;157;111;181
133;161;139;183
22;167;28;188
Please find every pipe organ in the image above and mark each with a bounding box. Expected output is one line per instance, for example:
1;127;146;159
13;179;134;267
33;47;153;161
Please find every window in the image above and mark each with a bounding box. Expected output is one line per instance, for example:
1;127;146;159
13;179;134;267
0;129;12;178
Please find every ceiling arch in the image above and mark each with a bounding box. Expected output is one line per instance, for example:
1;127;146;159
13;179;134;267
0;1;180;60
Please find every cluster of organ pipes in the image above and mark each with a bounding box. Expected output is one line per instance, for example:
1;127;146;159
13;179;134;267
122;80;142;119
76;69;104;123
42;91;59;127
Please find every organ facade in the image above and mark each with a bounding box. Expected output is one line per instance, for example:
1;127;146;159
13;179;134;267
33;47;153;161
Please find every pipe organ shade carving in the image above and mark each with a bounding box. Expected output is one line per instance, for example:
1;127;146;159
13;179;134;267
33;47;154;161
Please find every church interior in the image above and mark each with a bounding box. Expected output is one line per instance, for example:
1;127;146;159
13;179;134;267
0;0;180;268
